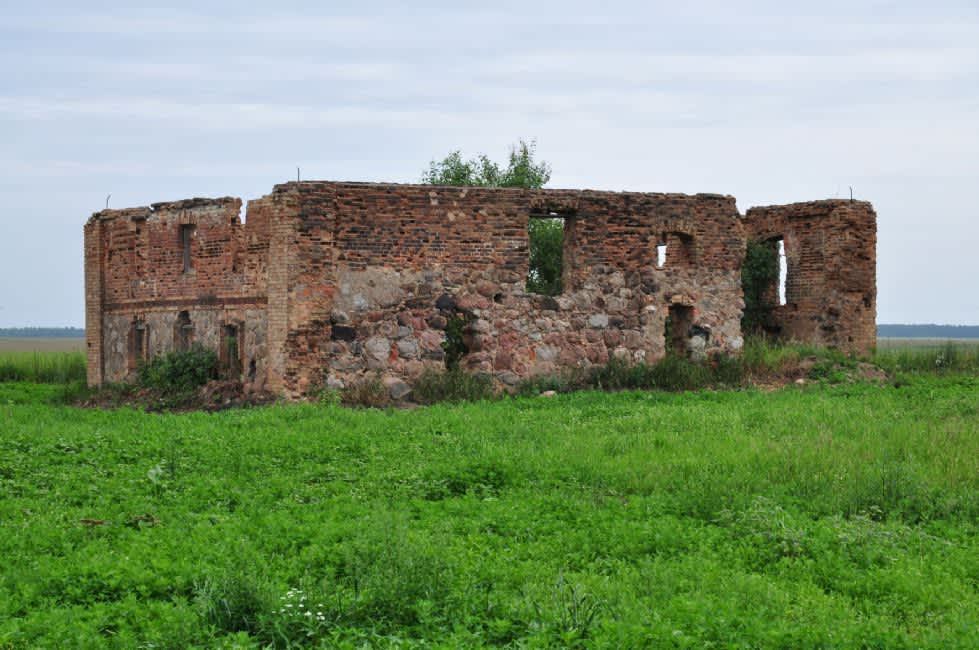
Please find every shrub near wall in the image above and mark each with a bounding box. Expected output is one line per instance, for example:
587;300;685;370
136;345;218;393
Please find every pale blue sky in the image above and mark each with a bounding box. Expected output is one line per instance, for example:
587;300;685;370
1;1;977;326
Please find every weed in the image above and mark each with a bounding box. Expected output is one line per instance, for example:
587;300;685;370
411;367;496;404
194;562;272;637
442;312;471;370
340;374;388;408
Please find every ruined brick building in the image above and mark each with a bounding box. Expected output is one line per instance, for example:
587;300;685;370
84;181;877;397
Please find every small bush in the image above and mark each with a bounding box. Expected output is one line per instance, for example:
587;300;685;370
442;313;471;370
412;367;496;404
137;345;218;393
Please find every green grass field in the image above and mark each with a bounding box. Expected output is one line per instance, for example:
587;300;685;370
0;337;85;353
0;349;86;384
2;374;978;648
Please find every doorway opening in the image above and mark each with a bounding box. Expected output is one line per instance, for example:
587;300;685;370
665;305;694;357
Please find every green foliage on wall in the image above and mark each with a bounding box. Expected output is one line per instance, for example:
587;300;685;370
526;218;564;296
741;240;780;335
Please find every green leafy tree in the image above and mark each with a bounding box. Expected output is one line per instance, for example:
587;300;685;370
422;140;562;295
421;139;551;189
526;218;564;295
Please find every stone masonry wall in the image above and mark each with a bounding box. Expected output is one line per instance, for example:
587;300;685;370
272;182;747;396
85;181;878;396
743;200;877;353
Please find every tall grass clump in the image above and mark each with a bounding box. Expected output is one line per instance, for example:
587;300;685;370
521;353;746;395
0;350;87;384
411;367;496;404
340;374;389;408
875;340;979;374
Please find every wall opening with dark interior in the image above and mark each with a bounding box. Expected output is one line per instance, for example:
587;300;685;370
526;209;572;296
220;323;242;377
665;305;694;357
128;319;148;371
330;317;357;342
174;311;194;351
180;224;195;273
740;238;782;336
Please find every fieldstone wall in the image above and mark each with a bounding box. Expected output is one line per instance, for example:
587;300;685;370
84;181;878;397
100;308;268;384
270;182;747;396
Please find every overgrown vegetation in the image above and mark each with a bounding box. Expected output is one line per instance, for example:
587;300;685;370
1;375;978;646
411;367;496;404
876;339;979;374
421;139;551;189
741;239;780;335
136;344;219;393
441;312;472;370
526;218;564;296
339;374;388;408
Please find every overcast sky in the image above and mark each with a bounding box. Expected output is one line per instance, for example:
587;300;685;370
1;1;977;327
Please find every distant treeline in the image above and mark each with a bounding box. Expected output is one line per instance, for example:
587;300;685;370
878;324;979;339
0;327;85;338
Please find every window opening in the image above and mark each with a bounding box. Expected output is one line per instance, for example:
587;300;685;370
221;324;242;377
175;310;194;351
777;239;787;306
128;319;149;370
740;237;782;336
656;242;667;268
526;211;569;295
180;224;195;273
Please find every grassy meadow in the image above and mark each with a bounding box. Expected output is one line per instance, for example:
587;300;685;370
0;336;86;353
0;350;86;384
2;368;979;647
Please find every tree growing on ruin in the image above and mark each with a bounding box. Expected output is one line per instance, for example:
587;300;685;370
422;139;551;189
422;140;563;295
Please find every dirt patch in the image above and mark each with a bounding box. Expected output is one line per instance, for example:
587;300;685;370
79;379;276;412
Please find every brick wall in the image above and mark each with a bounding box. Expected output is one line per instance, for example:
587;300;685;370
743;200;877;352
85;181;878;396
272;182;748;395
84;197;271;385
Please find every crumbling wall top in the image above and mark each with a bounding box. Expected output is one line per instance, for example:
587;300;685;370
88;197;241;225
